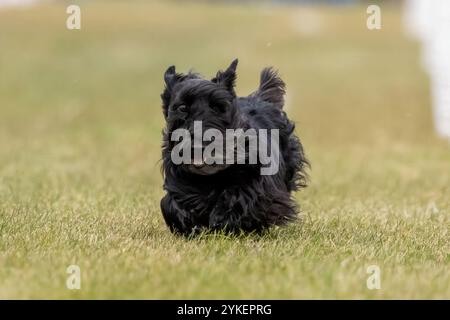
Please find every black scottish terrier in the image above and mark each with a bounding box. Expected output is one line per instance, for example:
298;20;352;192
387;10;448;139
160;59;308;236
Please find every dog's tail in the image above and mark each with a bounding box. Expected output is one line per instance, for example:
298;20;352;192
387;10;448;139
252;67;286;109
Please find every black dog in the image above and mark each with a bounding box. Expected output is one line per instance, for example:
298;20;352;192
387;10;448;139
160;59;308;236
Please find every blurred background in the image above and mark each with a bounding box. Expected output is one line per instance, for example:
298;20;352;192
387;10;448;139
0;0;449;299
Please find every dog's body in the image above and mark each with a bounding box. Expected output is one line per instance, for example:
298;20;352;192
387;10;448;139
160;60;308;235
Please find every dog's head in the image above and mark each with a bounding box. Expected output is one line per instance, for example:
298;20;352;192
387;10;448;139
161;59;240;175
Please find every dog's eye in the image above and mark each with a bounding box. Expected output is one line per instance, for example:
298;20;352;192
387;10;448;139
211;103;226;113
176;105;187;113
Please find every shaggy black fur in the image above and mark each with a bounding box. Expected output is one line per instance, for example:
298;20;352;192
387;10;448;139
160;59;309;236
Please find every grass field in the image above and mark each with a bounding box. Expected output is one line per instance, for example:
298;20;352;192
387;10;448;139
0;0;449;299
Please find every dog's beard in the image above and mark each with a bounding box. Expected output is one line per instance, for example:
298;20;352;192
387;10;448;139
187;163;230;175
171;135;254;176
185;147;229;175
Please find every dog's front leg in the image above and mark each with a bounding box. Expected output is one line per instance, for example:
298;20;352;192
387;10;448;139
208;201;244;233
160;194;198;236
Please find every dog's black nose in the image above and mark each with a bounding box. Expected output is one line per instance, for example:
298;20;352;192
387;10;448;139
192;159;205;168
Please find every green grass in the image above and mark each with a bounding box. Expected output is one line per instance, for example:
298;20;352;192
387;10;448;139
0;0;449;299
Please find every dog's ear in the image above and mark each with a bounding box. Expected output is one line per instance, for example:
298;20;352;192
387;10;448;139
164;65;177;87
161;65;183;118
254;67;285;109
212;59;238;94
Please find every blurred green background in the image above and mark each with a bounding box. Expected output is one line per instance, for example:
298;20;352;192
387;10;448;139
0;0;448;299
